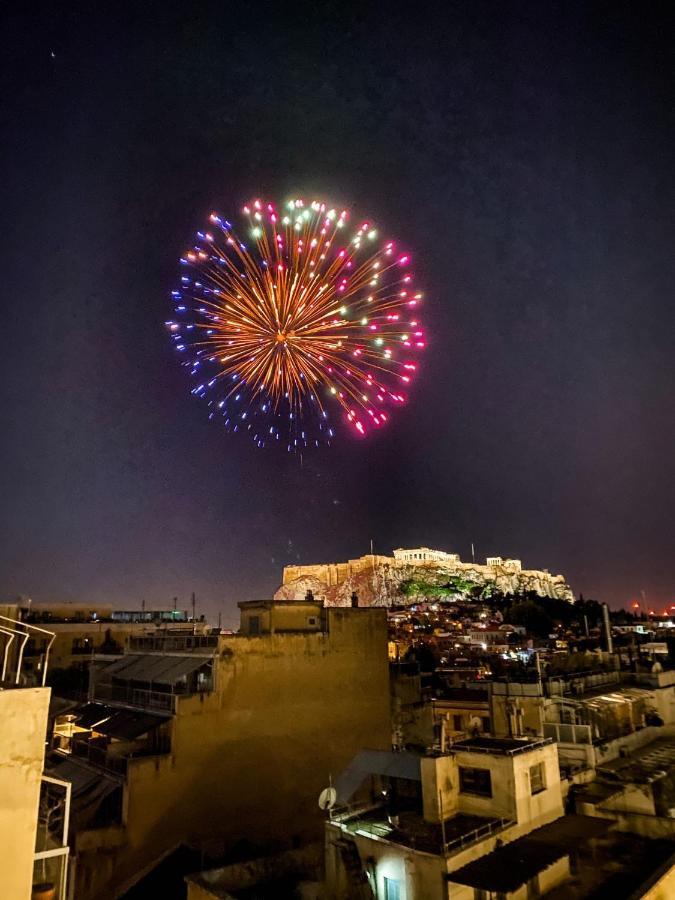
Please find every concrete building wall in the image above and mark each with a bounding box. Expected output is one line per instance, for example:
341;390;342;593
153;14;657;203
74;608;390;898
238;600;323;635
489;683;544;739
420;743;562;829
640;857;675;900
0;687;50;900
24;622;149;672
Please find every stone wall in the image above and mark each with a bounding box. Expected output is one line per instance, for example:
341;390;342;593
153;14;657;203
277;553;574;606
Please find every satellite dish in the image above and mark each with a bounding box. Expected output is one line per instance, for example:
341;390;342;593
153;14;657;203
318;787;337;810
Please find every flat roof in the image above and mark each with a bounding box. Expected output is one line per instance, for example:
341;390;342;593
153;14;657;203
342;807;506;856
448;815;611;892
73;702;170;739
596;737;675;785
452;736;552;755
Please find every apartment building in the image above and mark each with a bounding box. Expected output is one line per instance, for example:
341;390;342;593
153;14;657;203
47;599;390;899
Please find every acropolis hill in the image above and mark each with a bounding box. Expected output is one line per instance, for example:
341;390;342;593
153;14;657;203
275;547;575;606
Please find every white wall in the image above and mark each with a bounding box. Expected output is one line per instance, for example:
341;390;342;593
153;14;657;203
0;687;50;900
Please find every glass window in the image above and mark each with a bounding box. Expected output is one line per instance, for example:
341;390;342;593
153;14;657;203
459;766;492;797
530;762;546;795
384;877;401;900
249;615;260;635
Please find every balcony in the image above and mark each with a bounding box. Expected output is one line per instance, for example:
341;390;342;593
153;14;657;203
128;634;218;653
94;682;180;713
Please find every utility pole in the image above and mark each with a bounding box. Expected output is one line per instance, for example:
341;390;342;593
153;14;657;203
602;603;614;655
471;542;475;564
191;592;196;633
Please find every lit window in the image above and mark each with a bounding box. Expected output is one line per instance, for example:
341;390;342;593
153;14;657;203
459;766;492;797
384;877;401;900
530;762;546;795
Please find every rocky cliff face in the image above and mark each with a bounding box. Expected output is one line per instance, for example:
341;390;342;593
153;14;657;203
274;560;575;606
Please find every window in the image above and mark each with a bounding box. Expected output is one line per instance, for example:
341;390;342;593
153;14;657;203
459;766;492;797
529;762;546;795
248;615;260;635
384;877;401;900
307;617;318;626
453;714;463;731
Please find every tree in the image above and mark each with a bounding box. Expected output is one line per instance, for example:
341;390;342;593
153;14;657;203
507;601;554;639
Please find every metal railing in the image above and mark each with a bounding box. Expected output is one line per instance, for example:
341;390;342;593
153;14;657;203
94;682;178;712
457;737;552;756
444;816;514;853
128;634;218;653
544;722;593;745
0;615;55;686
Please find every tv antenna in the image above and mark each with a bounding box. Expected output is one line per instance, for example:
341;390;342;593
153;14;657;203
318;775;337;814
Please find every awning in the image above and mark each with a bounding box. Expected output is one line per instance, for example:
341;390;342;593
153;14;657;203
72;703;169;738
45;756;120;802
73;703;117;729
335;750;422;804
45;756;122;828
99;653;212;685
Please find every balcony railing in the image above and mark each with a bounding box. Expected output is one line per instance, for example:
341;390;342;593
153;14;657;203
94;682;178;712
128;634;218;653
0;615;55;686
444;816;514;854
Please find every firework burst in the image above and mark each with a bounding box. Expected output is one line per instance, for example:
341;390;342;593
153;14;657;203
167;198;425;450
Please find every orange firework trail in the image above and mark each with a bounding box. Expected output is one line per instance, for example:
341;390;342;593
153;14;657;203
167;198;425;450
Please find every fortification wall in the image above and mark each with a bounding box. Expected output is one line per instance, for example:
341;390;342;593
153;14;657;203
277;552;574;606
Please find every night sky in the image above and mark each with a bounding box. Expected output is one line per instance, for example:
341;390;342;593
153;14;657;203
2;2;673;624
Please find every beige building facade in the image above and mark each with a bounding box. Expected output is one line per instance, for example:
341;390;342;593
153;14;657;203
325;737;564;900
49;602;390;899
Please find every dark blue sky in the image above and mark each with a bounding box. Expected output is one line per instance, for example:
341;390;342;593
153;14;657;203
2;1;673;624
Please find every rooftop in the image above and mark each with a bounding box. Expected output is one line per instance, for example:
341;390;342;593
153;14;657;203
338;805;512;856
451;736;553;756
547;831;675;899
596;737;675;785
448;815;611;893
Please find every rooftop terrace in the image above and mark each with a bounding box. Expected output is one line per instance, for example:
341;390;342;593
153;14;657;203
335;805;513;856
596;737;675;785
451;736;553;755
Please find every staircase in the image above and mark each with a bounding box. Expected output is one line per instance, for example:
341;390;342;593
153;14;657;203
336;837;374;899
